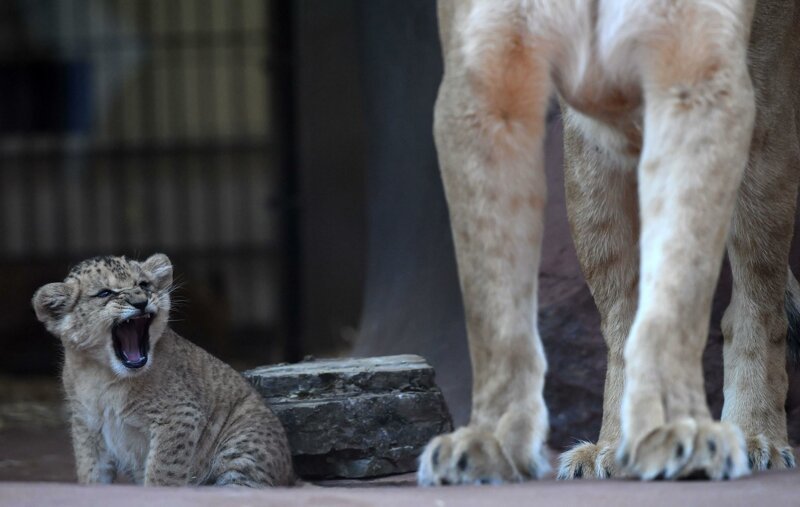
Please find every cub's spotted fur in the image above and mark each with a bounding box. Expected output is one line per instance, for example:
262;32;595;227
33;254;294;487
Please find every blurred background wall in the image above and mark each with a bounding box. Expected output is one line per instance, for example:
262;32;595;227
1;0;298;374
1;0;798;460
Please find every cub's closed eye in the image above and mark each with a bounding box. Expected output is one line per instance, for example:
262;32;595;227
139;281;151;290
94;289;115;298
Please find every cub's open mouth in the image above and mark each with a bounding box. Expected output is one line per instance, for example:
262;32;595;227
112;314;153;369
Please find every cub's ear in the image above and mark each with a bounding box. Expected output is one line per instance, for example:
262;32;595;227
141;253;173;291
33;282;78;324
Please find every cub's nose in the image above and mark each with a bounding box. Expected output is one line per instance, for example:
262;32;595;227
130;300;148;312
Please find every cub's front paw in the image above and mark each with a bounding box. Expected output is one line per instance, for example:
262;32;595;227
618;419;749;480
557;441;617;479
417;422;549;486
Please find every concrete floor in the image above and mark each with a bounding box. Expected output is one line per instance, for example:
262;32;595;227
2;423;799;506
2;469;799;507
2;384;799;505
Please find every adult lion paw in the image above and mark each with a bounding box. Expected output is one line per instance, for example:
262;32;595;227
417;423;549;486
557;441;617;479
617;419;749;480
746;434;796;471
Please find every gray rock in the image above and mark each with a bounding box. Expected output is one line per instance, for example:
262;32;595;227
243;354;453;479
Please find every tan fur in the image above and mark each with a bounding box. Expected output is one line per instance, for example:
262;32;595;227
33;254;294;487
419;0;800;485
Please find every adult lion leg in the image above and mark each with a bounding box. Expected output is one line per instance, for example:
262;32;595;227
557;111;639;480
720;1;800;471
721;117;799;472
618;2;755;480
417;0;552;486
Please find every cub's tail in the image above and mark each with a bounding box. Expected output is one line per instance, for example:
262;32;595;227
786;268;800;366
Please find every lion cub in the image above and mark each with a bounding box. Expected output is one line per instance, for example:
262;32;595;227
33;254;294;487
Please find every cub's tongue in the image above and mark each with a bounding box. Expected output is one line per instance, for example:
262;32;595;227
116;324;142;362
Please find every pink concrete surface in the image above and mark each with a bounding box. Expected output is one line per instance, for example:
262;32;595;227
2;469;799;507
2;426;799;505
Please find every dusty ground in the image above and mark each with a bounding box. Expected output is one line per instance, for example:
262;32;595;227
0;426;75;483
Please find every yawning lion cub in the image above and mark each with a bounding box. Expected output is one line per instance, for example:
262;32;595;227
33;254;294;487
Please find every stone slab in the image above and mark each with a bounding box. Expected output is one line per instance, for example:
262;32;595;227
243;355;453;479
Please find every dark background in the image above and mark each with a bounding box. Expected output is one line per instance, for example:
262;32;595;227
1;0;798;454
